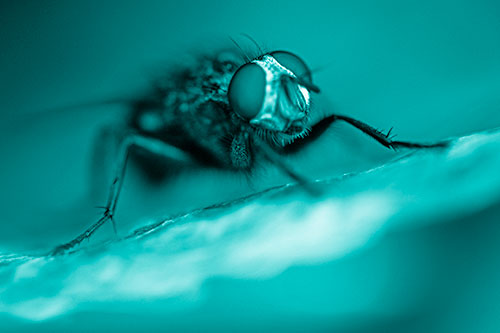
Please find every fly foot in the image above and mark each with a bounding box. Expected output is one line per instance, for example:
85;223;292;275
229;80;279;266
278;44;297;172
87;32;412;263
50;209;115;256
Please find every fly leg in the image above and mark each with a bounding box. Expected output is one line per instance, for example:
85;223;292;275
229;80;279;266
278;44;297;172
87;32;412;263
51;132;194;255
89;125;122;201
276;113;448;193
332;115;448;149
253;136;321;195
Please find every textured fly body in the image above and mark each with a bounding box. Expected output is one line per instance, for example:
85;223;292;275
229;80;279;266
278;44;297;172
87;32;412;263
128;51;255;172
52;44;447;254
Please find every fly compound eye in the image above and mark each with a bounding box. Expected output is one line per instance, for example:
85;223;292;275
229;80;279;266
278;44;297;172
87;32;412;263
269;51;319;93
228;63;266;119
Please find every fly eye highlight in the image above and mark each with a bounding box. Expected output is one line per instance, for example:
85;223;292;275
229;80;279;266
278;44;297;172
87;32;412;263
228;63;266;119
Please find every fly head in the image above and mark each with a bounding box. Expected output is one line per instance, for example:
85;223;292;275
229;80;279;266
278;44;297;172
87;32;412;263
227;51;320;147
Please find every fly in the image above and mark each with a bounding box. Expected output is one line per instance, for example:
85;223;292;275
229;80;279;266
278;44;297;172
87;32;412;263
51;42;447;254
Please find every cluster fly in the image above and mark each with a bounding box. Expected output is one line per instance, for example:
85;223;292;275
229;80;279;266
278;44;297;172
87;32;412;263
52;38;446;254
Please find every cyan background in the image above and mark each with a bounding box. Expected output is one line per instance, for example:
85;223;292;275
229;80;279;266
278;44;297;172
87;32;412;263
1;1;500;331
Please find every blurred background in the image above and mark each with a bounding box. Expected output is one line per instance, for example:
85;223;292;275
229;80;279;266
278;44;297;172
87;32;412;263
1;0;500;331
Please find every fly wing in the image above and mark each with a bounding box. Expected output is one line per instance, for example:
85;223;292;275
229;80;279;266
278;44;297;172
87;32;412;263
6;95;142;130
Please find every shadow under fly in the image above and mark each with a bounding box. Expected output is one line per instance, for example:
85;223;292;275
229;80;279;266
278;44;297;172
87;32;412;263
51;38;448;255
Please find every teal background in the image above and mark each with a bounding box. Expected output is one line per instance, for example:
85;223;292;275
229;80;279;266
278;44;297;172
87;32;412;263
1;0;500;332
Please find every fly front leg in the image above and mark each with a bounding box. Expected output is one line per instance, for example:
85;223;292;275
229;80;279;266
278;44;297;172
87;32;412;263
283;114;449;155
332;115;448;149
253;136;321;196
51;132;194;255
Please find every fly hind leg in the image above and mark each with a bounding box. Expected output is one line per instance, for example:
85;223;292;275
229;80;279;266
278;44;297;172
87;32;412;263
51;131;194;255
